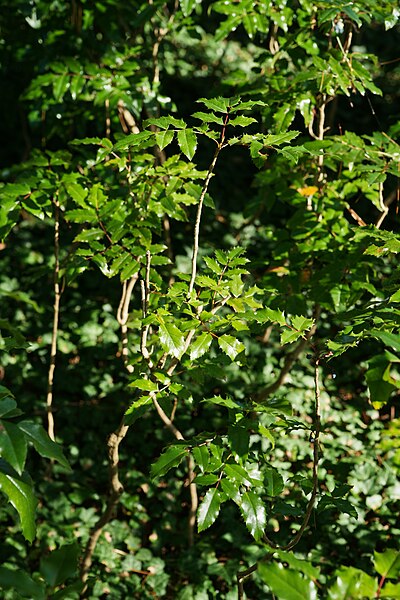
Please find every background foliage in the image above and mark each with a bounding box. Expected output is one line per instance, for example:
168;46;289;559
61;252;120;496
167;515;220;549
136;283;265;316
1;1;400;598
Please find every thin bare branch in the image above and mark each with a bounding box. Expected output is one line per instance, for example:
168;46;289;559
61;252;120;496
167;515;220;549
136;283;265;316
262;354;321;551
46;196;62;441
80;419;129;588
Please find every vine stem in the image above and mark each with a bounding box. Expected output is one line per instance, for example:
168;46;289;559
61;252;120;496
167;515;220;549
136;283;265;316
46;196;61;441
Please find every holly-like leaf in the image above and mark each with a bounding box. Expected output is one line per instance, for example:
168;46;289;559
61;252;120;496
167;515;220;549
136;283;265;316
202;395;239;409
198;97;231;113
0;421;27;475
159;322;185;359
190;332;212;360
238;490;267;541
374;549;400;580
197;488;223;532
218;334;244;360
327;566;377;600
281;329;303;345
177;128;197;160
155;129;174;151
17;421;71;471
151;445;188;479
0;459;37;542
129;378;159;392
259;563;318;599
124;396;153;426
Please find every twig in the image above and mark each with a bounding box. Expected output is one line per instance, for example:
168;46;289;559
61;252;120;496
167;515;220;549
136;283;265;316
46;196;62;441
375;181;389;229
116;274;139;374
262;353;321;551
188;113;229;297
80;272;139;590
80;419;129;589
140;251;153;367
151;394;198;545
255;306;320;403
237;563;258;600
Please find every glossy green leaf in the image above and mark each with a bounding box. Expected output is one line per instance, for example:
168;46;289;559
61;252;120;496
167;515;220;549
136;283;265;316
202;395;239;409
265;467;284;497
40;543;79;587
218;334;244;360
259;563;318;599
198;96;231;113
0;420;27;475
374;549;400;579
0;459;37;542
370;330;400;353
281;328;303;344
179;0;196;17
327;566;377;600
155;129;174;151
192;445;210;473
197;488;223;532
380;581;400;598
238;491;267;541
53;73;69;101
177;129;197;160
124;396;153;426
151;445;188;479
159;322;185;359
17;421;71;471
190;332;212;360
129;378;159;392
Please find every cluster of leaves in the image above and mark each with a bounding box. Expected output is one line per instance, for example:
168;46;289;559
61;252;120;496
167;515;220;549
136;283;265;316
1;0;400;598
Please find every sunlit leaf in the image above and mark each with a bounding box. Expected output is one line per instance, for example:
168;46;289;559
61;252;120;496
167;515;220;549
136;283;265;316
197;488;223;532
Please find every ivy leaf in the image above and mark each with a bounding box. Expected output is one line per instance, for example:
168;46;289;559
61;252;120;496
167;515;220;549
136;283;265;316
197;488;223;532
0;459;37;542
17;421;71;471
177;129;197;160
259;563;318;599
238;490;267;541
218;334;244;360
190;332;212;360
151;446;188;479
159;322;186;359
